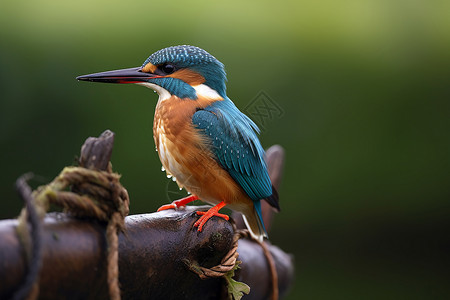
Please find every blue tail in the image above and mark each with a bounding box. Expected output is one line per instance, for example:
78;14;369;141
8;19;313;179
254;200;268;238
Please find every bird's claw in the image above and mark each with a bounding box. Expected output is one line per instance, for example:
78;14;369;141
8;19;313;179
194;210;229;232
157;203;178;212
157;195;199;212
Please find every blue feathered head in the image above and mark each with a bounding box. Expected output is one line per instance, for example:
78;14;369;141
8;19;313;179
77;45;227;100
142;45;227;99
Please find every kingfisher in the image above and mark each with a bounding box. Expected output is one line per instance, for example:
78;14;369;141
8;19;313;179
77;45;279;241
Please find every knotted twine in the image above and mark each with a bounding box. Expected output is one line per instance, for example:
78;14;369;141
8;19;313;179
187;227;279;300
15;165;129;300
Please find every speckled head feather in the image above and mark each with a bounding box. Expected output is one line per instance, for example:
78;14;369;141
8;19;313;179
143;45;227;98
143;45;218;67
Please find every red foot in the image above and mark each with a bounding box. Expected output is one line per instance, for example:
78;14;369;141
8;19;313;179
157;195;199;212
194;201;229;232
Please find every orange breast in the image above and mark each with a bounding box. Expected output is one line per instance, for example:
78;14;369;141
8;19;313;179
153;95;253;211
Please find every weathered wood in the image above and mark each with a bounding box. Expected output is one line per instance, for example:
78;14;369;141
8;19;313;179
0;207;293;299
79;129;115;171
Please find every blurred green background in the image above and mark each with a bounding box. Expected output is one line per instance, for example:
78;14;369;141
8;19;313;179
1;0;449;298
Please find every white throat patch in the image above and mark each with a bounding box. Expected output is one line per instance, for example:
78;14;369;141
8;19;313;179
192;84;223;100
136;82;222;101
136;82;171;102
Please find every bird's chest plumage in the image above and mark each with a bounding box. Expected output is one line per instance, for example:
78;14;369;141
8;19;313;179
152;95;246;207
153;97;205;191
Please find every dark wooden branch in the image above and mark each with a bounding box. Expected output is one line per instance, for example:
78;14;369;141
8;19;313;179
79;129;115;171
0;131;294;299
0;208;293;300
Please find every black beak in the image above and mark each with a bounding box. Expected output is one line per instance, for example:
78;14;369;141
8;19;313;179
76;67;160;84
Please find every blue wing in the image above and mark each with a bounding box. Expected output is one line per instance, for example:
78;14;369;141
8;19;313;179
192;98;272;201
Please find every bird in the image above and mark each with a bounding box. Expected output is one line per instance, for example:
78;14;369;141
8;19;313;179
77;45;279;241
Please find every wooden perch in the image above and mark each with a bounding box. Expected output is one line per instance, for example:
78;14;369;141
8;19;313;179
0;131;293;299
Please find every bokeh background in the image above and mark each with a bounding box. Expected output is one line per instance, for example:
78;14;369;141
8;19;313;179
1;0;449;298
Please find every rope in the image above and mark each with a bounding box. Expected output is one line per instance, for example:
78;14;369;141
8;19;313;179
15;166;129;300
189;228;279;300
12;173;43;300
193;231;241;279
235;230;279;300
106;213;122;300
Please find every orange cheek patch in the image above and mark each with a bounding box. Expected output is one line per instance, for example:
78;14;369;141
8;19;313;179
169;69;205;85
142;63;157;73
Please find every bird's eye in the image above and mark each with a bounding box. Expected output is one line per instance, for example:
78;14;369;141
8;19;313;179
161;64;176;75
